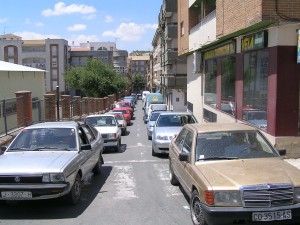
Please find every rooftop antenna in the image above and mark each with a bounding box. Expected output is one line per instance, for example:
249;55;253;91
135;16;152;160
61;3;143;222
3;26;7;34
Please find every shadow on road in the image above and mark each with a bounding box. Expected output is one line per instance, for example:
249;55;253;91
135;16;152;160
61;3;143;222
0;166;113;219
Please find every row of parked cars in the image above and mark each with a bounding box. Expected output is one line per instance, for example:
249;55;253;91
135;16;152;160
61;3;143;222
142;91;300;225
0;94;138;205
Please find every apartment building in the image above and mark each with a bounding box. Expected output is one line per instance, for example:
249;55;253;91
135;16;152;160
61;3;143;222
0;34;68;94
177;0;300;155
157;0;187;111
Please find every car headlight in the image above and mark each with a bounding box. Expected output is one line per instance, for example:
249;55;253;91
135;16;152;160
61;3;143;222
294;187;300;203
107;133;116;139
156;135;169;140
42;173;65;183
213;191;242;206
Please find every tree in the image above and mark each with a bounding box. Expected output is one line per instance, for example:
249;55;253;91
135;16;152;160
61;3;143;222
65;58;128;98
131;73;146;93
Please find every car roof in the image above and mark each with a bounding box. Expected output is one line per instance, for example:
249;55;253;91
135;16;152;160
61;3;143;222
86;114;116;118
26;121;79;129
159;111;193;116
185;123;258;134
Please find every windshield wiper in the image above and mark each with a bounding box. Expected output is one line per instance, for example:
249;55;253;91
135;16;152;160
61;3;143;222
198;156;239;161
6;147;31;152
32;147;72;151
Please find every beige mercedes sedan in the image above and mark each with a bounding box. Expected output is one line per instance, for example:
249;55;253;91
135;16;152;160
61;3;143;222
169;123;300;225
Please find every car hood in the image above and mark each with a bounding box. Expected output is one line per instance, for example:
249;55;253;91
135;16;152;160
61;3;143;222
95;126;118;133
195;158;300;189
0;151;78;174
155;126;182;135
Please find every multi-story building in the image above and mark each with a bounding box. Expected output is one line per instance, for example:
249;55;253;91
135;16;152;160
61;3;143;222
177;0;300;156
0;34;69;94
158;0;187;111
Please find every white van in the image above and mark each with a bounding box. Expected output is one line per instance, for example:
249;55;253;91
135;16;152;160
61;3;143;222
147;103;168;121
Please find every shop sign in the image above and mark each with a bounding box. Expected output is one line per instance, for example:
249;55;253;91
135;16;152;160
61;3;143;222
242;31;268;52
297;29;300;64
204;42;235;59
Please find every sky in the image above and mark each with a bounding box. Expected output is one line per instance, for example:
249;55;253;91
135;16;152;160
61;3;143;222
0;0;162;53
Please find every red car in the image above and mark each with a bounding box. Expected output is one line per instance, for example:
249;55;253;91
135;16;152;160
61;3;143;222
112;107;132;125
114;101;133;117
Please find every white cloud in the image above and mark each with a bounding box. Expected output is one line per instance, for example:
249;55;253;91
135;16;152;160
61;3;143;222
67;34;100;46
102;23;157;41
14;31;61;40
36;22;44;27
67;24;87;32
42;2;96;16
105;15;113;23
0;18;7;23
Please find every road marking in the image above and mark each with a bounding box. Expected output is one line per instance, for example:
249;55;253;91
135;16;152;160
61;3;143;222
126;144;151;149
105;159;164;164
113;165;137;200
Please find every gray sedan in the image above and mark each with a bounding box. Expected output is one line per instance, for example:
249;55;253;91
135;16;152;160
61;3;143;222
0;121;104;204
152;111;197;156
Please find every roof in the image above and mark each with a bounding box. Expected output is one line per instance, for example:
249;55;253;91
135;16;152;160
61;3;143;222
23;40;46;45
27;121;79;129
159;111;193;115
0;61;45;72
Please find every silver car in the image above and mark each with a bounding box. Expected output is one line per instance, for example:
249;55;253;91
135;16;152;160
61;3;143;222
106;111;127;136
85;114;122;152
152;111;197;156
147;110;166;140
0;121;104;204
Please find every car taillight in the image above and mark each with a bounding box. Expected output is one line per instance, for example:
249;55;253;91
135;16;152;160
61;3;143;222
205;190;214;205
114;133;117;139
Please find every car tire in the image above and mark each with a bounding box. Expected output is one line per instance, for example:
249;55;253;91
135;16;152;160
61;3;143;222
190;190;207;225
115;139;121;152
65;173;82;205
152;147;157;156
92;154;103;175
169;161;179;185
147;135;152;140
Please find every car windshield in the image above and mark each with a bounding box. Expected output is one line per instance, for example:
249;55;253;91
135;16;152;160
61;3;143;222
8;128;77;151
157;114;197;127
85;116;117;127
150;112;161;121
195;130;278;161
113;110;127;114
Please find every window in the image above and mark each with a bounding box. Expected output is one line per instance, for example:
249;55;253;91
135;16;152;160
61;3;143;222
81;126;96;143
221;56;236;116
175;128;188;149
7;46;14;57
243;50;268;130
183;131;193;152
51;45;57;56
51;58;57;67
52;69;58;79
204;59;217;106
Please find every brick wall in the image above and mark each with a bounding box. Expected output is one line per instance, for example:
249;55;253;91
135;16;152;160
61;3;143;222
178;0;189;55
217;0;300;38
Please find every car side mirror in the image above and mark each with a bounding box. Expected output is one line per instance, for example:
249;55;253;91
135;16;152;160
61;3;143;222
178;151;189;162
118;124;122;127
81;144;92;151
277;149;286;156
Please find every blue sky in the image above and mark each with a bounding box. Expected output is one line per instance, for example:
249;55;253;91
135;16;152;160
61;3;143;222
0;0;162;53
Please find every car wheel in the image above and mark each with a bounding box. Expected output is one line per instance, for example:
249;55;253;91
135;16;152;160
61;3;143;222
190;190;207;225
169;161;179;185
147;135;151;140
152;147;157;156
65;174;82;205
92;154;103;175
115;139;121;152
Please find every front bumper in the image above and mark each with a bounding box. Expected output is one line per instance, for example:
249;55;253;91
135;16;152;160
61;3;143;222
103;138;119;147
201;203;300;225
0;183;70;200
152;139;170;154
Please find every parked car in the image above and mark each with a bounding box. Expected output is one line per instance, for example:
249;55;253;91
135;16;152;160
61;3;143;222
114;101;134;117
152;111;197;156
106;111;127;136
0;121;104;204
169;122;300;225
84;114;122;152
243;108;267;130
112;107;132;125
145;103;168;124
147;110;166;140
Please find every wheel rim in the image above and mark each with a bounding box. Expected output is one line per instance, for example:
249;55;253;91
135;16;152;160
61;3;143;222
192;196;202;224
74;178;81;199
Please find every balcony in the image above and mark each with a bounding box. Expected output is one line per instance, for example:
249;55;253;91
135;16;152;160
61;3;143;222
161;75;187;89
189;10;217;51
165;25;178;40
162;49;178;65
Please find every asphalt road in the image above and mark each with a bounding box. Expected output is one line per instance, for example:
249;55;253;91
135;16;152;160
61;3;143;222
0;100;193;225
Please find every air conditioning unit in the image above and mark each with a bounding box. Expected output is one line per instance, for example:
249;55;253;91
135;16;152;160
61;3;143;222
193;51;201;73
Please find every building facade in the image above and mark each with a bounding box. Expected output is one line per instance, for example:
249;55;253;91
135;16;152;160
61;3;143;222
0;34;68;94
177;0;300;156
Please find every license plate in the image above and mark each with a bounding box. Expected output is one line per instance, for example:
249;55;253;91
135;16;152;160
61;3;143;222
1;191;32;199
252;210;292;221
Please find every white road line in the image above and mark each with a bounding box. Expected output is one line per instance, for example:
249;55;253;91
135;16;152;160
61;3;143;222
105;159;164;164
113;165;137;200
126;144;151;149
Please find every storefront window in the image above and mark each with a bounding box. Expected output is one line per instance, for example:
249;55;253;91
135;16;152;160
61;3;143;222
221;56;236;116
204;59;217;106
243;50;268;130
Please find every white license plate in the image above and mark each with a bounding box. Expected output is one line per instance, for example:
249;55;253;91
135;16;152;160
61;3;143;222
252;210;292;221
1;191;32;199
